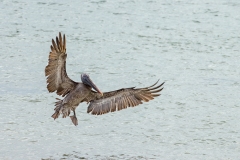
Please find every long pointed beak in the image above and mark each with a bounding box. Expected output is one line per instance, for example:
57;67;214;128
84;77;103;96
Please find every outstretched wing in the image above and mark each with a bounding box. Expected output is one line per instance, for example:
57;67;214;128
86;81;164;115
45;32;77;97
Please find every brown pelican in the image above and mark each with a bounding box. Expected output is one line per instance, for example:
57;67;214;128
45;32;164;126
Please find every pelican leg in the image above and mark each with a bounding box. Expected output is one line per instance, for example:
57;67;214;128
70;109;78;126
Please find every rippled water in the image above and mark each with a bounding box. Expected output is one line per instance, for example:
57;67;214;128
1;0;240;159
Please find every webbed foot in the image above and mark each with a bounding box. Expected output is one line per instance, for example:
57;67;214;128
70;116;78;126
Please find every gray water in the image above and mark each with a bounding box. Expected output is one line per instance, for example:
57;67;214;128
0;0;240;159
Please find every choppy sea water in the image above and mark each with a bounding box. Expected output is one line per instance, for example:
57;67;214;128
0;0;240;159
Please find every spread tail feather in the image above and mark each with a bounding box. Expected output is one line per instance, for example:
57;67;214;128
52;111;60;120
51;98;72;121
52;99;63;120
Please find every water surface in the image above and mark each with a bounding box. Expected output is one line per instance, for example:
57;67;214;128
0;0;240;159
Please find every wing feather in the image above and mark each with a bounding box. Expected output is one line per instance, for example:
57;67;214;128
111;99;117;112
87;81;165;115
118;98;124;111
45;32;77;97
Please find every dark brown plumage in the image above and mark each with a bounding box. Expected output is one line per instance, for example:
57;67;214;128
45;32;164;126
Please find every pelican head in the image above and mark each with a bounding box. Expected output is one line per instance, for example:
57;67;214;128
81;73;103;95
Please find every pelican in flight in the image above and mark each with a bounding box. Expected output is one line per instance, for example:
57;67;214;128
45;32;164;126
